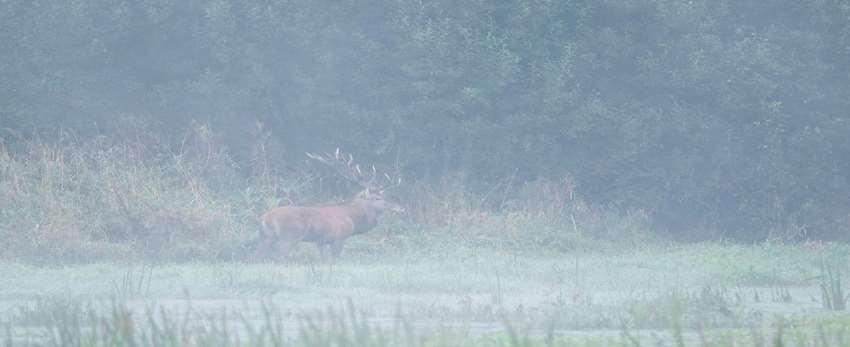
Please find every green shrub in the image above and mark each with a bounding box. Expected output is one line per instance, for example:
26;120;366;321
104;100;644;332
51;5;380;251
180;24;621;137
398;174;652;253
1;127;654;263
0;129;301;263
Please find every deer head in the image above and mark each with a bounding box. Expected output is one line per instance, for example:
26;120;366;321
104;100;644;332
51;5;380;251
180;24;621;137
306;148;404;214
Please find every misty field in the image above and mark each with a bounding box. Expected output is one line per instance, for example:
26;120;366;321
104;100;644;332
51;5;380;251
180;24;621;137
4;0;850;345
2;118;849;346
2;240;849;346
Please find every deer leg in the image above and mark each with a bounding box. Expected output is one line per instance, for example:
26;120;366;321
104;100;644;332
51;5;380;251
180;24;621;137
329;240;345;260
253;234;277;261
276;236;301;262
316;242;329;262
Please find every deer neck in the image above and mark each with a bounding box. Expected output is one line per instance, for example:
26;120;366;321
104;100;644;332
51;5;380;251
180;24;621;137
348;200;382;233
349;200;385;216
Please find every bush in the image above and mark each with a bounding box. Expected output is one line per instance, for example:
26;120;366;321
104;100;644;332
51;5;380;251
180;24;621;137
1;126;653;263
400;174;652;253
0;127;302;263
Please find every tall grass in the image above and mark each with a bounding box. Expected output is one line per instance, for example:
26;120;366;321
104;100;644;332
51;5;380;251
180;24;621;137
816;243;848;311
0;125;299;263
400;174;653;253
1;124;652;263
8;297;850;346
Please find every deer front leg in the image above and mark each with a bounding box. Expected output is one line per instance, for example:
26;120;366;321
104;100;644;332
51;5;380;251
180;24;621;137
329;239;345;260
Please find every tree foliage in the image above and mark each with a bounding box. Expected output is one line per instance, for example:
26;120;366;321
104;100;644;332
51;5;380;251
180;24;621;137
2;0;849;240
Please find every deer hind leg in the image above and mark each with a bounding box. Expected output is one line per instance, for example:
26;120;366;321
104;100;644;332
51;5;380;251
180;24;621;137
277;237;300;261
253;231;281;261
270;230;307;262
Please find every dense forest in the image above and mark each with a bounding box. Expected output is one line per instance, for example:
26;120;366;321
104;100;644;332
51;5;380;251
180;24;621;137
2;0;849;261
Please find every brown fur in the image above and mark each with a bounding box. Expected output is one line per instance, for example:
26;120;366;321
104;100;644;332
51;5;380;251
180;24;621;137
255;190;403;260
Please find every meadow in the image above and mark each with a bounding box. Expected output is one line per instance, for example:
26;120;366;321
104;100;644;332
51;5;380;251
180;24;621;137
4;0;850;344
2;239;849;346
2;136;849;346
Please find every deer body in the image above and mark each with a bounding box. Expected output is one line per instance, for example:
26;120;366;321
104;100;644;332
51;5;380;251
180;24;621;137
256;190;402;260
254;148;403;261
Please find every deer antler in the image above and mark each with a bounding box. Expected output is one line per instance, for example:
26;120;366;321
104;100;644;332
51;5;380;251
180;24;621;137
306;148;400;192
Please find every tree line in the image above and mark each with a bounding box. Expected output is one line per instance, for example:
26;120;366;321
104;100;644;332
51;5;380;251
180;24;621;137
2;0;849;241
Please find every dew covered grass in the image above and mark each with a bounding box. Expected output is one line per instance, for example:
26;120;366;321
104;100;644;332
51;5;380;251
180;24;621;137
2;241;848;346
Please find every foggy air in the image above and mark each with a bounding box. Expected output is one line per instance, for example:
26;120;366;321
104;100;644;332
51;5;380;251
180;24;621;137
1;1;848;345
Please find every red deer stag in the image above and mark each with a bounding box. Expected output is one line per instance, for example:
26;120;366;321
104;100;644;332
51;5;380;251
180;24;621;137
255;149;404;260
